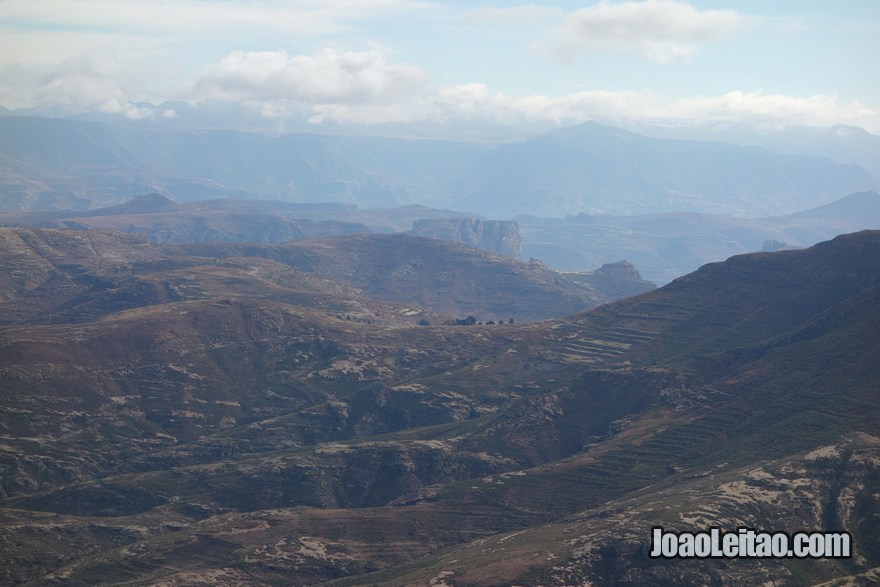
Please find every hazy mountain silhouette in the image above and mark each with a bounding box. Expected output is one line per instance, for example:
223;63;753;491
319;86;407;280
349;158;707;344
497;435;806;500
2;116;877;217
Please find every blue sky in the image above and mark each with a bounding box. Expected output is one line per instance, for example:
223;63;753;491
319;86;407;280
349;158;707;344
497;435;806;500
1;0;878;132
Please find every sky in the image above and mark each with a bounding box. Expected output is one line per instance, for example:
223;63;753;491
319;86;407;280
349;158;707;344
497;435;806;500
1;0;878;134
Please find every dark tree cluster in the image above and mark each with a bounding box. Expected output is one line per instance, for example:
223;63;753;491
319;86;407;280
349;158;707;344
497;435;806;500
452;316;514;326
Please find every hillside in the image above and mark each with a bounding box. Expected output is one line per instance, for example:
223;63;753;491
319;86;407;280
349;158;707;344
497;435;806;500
2;116;877;217
0;230;877;584
0;228;646;327
169;233;644;322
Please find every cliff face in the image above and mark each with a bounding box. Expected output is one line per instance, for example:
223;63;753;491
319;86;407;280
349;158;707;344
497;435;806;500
410;218;522;259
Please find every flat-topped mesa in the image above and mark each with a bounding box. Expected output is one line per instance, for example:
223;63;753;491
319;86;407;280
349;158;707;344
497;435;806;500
410;218;522;259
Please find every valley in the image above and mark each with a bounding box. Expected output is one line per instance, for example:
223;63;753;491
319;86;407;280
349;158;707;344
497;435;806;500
1;228;878;585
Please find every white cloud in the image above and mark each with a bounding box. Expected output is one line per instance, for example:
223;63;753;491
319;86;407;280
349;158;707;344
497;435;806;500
437;83;650;125
555;0;746;63
0;0;437;103
34;49;124;108
191;49;434;124
482;88;876;130
0;47;158;118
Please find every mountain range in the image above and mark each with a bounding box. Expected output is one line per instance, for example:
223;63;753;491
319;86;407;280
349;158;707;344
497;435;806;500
2;116;878;217
0;228;878;585
4;189;879;285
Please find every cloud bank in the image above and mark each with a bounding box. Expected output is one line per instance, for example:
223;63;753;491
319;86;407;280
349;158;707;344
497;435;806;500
192;49;434;124
185;48;876;130
0;48;154;120
2;43;874;131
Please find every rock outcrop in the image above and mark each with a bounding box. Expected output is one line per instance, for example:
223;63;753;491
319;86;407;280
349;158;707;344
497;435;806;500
567;260;656;300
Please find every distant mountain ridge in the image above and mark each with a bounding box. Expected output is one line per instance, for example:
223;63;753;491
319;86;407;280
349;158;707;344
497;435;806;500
2;116;877;217
519;190;880;283
626;121;880;181
472;121;878;217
